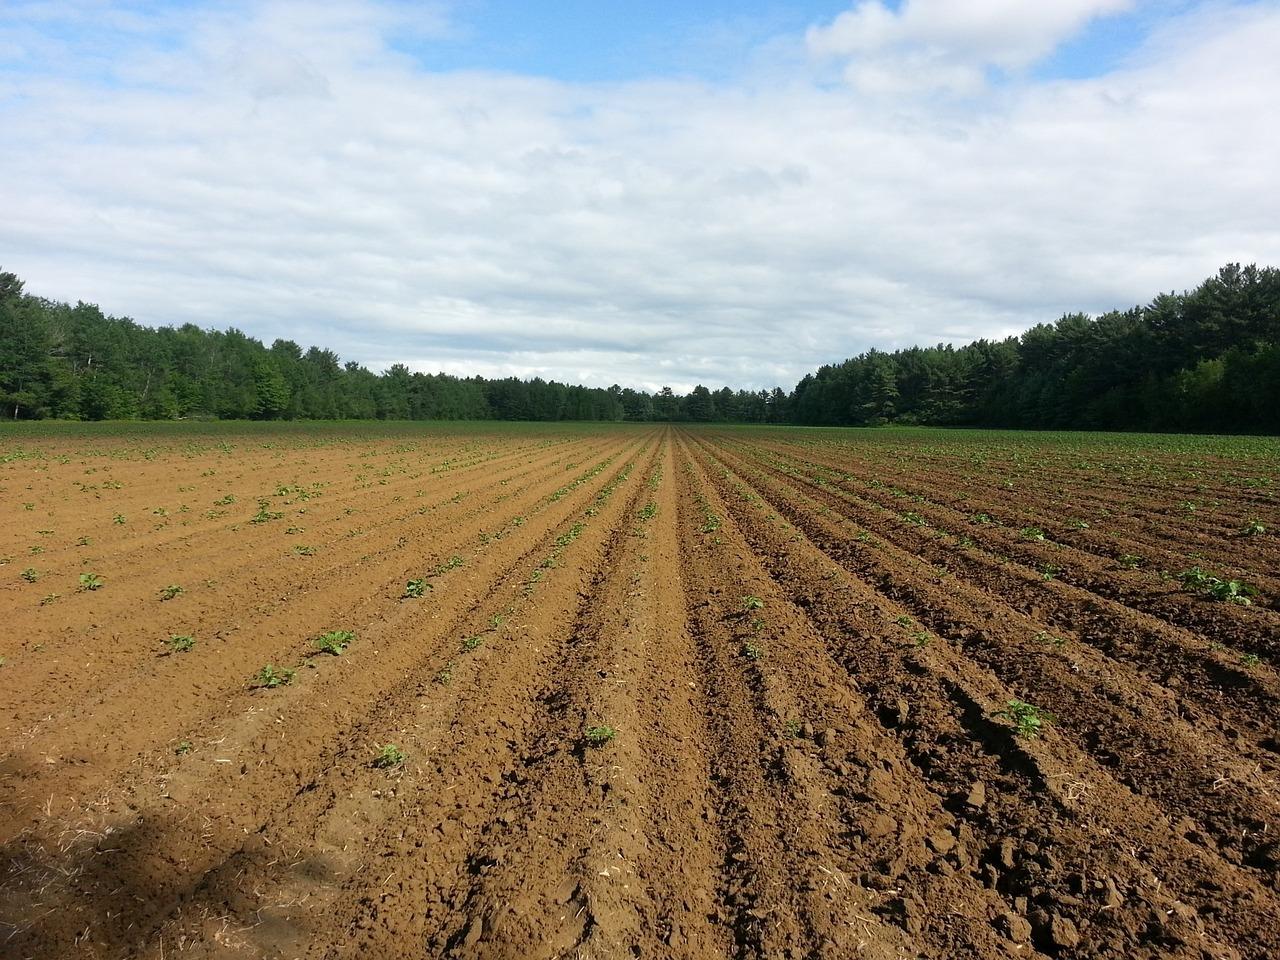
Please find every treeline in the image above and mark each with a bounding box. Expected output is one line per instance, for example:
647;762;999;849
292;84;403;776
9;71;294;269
792;263;1280;433
0;268;791;423
3;263;1278;431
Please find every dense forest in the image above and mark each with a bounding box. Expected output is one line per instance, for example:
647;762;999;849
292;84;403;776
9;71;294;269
0;268;788;424
1;263;1277;431
791;263;1280;433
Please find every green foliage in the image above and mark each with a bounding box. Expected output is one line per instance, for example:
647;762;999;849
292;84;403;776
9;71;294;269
78;572;104;591
741;595;765;611
1241;519;1266;536
165;634;196;653
253;664;296;688
994;699;1053;738
583;724;616;747
158;584;184;601
741;640;764;661
1180;567;1257;605
403;578;429;598
372;744;406;768
314;630;356;655
174;740;193;755
20;567;39;582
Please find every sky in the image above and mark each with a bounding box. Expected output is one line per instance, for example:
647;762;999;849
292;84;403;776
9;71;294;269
1;0;1278;393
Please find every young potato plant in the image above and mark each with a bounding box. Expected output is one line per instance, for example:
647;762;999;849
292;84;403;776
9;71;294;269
164;634;196;654
372;744;406;769
583;724;616;748
994;699;1053;738
253;664;296;688
314;630;356;655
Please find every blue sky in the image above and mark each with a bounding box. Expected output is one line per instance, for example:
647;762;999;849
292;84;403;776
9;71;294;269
2;1;1278;391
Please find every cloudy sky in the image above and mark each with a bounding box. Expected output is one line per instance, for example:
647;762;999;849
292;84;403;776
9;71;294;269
2;1;1279;392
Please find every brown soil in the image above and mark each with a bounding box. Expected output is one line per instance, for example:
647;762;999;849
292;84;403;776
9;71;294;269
2;423;1277;960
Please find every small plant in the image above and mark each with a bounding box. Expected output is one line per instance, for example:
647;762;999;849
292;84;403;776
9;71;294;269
434;555;464;575
250;499;284;524
902;511;926;526
403;578;430;599
213;494;237;506
1181;567;1257;605
1068;518;1090;530
174;741;193;755
638;501;658;520
994;699;1053;738
741;595;765;612
373;744;406;768
21;567;40;582
165;634;196;653
461;635;483;652
741;640;764;661
1240;653;1262;669
1034;630;1067;649
911;630;931;647
1118;553;1142;569
1040;564;1061;581
894;614;912;627
583;724;616;747
253;664;296;688
112;514;126;524
158;584;184;601
314;630;356;655
1207;579;1256;605
78;573;105;591
40;593;60;606
1020;527;1046;542
434;662;455;685
293;545;316;556
1241;519;1266;537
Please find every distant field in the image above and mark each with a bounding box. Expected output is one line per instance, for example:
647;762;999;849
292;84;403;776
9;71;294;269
2;422;1278;958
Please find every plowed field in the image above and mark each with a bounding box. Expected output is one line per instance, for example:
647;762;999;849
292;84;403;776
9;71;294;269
2;422;1278;959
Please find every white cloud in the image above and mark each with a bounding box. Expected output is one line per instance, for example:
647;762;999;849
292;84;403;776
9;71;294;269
1;1;1278;393
808;0;1135;93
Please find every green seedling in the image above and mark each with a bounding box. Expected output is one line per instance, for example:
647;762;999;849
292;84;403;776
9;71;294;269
637;501;658;520
1020;527;1046;542
435;662;455;686
373;744;406;768
1181;567;1257;605
314;630;356;655
21;567;39;582
461;635;483;652
1118;554;1142;569
584;724;616;748
1241;653;1262;669
174;741;193;755
165;634;196;653
253;664;296;688
78;573;104;591
403;578;430;599
894;614;912;627
741;595;765;612
994;699;1053;738
292;545;316;556
741;641;764;661
1241;519;1266;537
113;514;126;524
40;593;60;606
159;584;184;601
